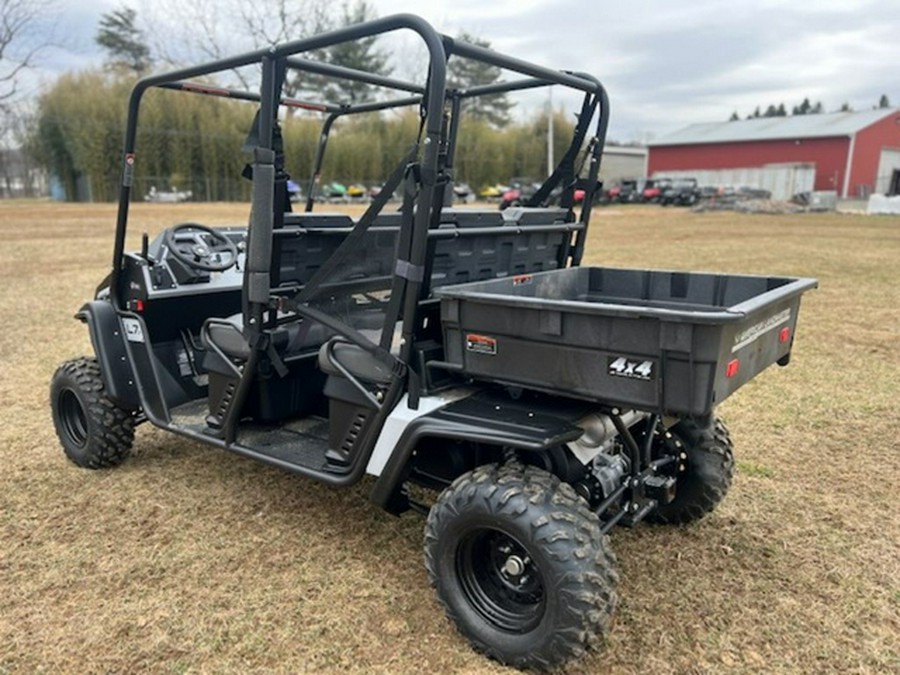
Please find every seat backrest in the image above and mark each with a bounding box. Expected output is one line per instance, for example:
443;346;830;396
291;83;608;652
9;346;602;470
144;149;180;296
271;207;574;294
280;212;354;228
426;207;572;293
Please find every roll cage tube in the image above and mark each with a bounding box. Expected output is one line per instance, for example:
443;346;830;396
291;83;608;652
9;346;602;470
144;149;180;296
109;13;448;309
305;96;422;212
108;13;609;311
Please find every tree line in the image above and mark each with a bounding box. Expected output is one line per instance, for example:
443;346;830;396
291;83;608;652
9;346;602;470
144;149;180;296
26;70;574;202
92;2;515;125
729;94;892;121
22;0;564;201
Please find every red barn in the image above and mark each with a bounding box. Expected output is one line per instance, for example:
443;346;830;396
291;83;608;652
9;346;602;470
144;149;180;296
647;109;900;198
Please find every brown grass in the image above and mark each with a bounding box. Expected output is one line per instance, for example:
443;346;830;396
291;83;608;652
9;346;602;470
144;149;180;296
0;201;898;674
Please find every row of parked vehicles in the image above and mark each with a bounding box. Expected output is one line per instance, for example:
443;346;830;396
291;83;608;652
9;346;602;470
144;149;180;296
305;180;479;205
606;177;702;206
605;178;773;207
487;177;731;210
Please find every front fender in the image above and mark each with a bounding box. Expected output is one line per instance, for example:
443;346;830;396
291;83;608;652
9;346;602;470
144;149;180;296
76;300;140;409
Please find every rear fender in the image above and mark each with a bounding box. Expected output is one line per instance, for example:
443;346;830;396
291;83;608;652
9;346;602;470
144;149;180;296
369;399;584;511
76;300;140;409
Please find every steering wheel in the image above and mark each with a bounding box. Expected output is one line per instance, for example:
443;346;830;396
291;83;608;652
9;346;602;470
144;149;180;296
163;223;239;272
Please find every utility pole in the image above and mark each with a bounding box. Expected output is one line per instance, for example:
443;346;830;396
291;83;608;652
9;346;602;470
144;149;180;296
547;86;554;176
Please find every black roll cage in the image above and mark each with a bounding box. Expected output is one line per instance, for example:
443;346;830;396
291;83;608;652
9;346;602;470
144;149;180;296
109;13;609;364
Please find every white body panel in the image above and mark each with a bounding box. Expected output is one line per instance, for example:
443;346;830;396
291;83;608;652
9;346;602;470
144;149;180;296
366;388;474;477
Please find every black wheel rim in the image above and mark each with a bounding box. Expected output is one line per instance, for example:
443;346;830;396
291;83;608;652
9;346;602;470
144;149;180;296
58;389;88;448
456;527;546;633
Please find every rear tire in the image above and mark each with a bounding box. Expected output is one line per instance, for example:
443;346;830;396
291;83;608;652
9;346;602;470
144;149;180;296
424;463;618;669
648;417;734;524
50;357;134;469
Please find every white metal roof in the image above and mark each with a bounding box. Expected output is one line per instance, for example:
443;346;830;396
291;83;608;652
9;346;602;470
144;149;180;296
648;108;898;146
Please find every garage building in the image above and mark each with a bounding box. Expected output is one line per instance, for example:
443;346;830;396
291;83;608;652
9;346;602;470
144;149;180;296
647;108;900;198
599;145;647;189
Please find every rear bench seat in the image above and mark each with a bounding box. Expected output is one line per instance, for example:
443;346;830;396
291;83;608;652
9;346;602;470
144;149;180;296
205;207;572;361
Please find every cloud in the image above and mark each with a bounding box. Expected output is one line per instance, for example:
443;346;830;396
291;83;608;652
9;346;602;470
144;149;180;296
19;0;900;141
385;0;900;139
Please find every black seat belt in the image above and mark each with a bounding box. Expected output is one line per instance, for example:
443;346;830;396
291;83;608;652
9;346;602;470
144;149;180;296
291;144;418;307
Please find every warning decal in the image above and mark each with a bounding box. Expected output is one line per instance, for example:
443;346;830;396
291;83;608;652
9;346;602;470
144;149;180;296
466;334;498;356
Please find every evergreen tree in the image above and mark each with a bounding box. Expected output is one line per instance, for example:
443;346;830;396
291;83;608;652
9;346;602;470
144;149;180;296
729;111;739;121
792;98;811;115
763;104;777;117
878;94;890;108
95;7;152;74
776;103;786;116
839;102;852;112
448;32;514;127
791;99;824;115
300;0;392;103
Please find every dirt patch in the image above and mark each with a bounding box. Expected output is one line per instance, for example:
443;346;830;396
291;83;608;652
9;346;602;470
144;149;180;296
1;201;898;673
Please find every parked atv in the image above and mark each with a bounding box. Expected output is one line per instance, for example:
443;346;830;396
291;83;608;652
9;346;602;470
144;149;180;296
145;185;192;203
478;183;508;201
606;178;638;203
661;177;702;206
499;178;540;209
50;15;816;671
639;177;672;203
499;178;565;209
452;181;475;203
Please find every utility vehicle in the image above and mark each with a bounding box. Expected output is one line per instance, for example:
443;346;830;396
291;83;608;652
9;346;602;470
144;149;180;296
639;176;672;203
605;178;638;203
49;14;816;670
661;177;702;206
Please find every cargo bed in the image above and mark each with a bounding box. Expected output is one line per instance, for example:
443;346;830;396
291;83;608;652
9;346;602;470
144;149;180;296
435;267;817;416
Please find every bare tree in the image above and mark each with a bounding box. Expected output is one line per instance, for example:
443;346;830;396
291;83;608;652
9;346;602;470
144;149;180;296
0;0;53;110
149;0;330;95
239;0;329;50
148;0;247;85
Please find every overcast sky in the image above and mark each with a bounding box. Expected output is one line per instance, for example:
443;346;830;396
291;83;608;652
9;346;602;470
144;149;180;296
22;0;900;141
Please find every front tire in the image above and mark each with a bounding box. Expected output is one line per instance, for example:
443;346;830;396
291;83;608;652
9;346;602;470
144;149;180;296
50;357;135;469
424;464;618;669
648;417;734;525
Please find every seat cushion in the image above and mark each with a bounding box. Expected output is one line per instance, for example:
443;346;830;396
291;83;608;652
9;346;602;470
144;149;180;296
317;339;394;384
204;312;333;360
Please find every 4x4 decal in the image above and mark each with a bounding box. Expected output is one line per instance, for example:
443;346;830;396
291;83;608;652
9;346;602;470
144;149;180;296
608;356;654;381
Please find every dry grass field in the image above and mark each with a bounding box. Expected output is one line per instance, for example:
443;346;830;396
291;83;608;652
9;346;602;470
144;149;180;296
0;200;898;674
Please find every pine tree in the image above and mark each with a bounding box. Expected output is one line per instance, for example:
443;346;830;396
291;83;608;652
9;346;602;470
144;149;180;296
448;32;515;127
729;111;739;121
878;94;890;108
95;7;152;74
296;0;392;104
316;1;391;104
798;98;812;114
